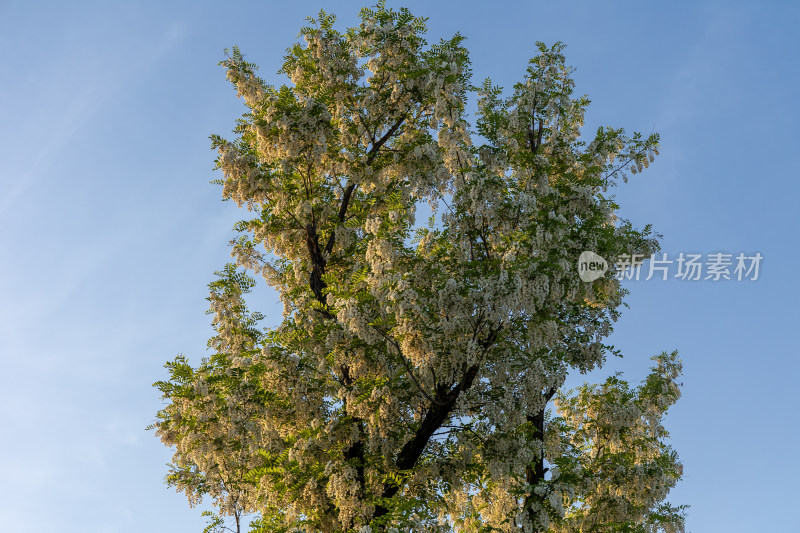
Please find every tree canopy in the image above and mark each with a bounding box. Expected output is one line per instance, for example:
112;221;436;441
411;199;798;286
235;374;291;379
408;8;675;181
153;4;684;532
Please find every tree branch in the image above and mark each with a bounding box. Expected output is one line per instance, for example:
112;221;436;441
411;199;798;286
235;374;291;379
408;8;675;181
372;324;503;523
324;181;356;256
305;223;333;318
321;115;405;259
367;116;407;164
372;325;439;406
523;386;559;527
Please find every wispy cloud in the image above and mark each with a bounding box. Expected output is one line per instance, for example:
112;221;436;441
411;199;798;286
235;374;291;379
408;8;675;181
0;21;186;218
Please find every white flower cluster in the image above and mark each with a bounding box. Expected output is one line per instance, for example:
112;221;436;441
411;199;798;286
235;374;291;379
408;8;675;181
154;8;682;533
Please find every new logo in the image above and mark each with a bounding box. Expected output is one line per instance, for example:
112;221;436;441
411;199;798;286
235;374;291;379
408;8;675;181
578;251;608;282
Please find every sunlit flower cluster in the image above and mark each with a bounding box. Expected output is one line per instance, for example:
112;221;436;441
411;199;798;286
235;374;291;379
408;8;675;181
154;5;681;533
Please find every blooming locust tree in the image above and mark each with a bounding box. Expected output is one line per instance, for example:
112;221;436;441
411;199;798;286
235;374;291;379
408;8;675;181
153;5;685;533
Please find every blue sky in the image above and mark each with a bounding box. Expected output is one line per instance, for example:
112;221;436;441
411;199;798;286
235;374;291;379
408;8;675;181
1;1;798;531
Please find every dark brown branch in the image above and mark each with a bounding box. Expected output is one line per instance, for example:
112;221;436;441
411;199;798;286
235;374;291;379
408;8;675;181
395;363;481;471
373;360;484;522
603;145;652;182
528;119;544;154
324;182;356;255
303;114;408;528
339;363;353;386
525;409;547;483
536;121;544;150
343;429;366;496
527;94;542;155
305;223;332;318
373;326;439;406
367;116;406;164
321;116;405;259
523;386;559;527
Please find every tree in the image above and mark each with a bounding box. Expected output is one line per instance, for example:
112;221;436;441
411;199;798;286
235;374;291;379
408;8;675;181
152;5;685;532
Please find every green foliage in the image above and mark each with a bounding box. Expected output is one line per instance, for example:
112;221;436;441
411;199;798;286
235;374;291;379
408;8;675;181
152;4;684;533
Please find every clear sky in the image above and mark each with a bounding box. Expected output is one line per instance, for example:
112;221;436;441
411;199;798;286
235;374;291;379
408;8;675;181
1;1;798;531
